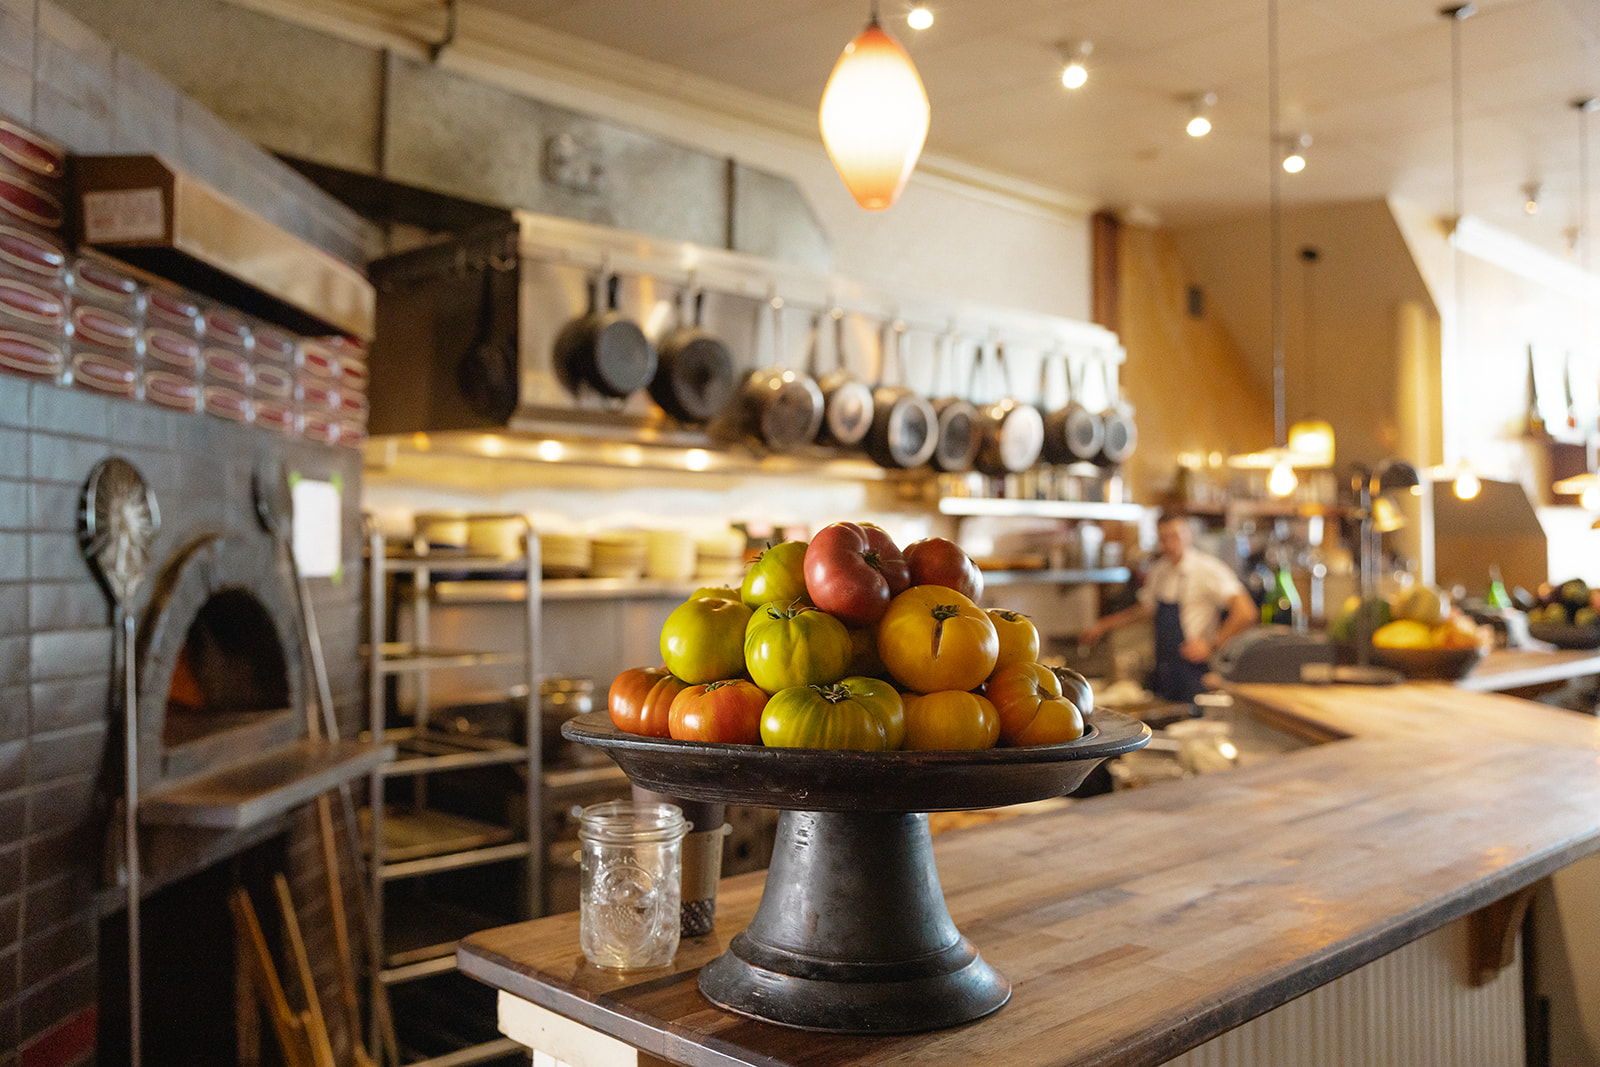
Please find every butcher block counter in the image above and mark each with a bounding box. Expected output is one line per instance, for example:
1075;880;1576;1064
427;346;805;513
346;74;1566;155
459;677;1600;1067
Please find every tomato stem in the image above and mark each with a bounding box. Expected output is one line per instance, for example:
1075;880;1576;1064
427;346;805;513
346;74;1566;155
862;548;883;572
811;682;851;703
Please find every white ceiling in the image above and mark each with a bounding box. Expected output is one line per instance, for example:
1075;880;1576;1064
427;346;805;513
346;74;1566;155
348;0;1597;254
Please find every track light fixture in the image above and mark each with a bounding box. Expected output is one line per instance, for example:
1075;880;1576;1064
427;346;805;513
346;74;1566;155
1521;181;1541;215
907;5;932;30
1057;40;1092;89
1185;92;1217;137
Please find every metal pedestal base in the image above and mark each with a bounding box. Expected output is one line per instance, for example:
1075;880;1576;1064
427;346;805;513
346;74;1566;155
698;810;1009;1034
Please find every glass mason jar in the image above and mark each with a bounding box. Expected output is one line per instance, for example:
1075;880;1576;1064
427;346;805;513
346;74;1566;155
578;801;687;970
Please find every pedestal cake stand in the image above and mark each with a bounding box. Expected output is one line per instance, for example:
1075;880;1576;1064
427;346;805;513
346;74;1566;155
562;709;1150;1034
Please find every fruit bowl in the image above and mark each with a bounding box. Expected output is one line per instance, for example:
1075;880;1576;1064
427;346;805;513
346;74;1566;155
560;708;1149;812
1367;645;1483;680
562;709;1149;1035
1527;620;1600;650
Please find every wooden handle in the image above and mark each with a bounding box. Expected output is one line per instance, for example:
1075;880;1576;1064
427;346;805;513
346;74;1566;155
229;887;314;1067
274;874;337;1067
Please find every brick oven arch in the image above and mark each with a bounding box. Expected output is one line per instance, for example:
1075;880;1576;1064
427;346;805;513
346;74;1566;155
135;531;306;791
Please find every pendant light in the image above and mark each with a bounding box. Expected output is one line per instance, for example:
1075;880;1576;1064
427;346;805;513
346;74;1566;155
1552;96;1599;507
819;1;931;211
1287;246;1336;467
1266;0;1296;498
1441;4;1480;502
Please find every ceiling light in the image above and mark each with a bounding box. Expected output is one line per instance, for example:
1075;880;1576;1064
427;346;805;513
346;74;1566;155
819;2;931;211
1522;181;1541;215
907;5;933;30
1281;133;1311;173
1454;466;1481;500
1268;457;1298;497
1185;92;1217;137
1057;40;1092;90
1287;246;1335;467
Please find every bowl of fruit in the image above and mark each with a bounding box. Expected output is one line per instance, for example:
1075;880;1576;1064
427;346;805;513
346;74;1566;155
565;521;1149;1036
1526;579;1600;649
1330;585;1485;680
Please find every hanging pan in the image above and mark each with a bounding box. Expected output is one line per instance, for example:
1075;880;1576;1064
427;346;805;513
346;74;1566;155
814;306;875;447
974;342;1044;478
865;319;937;469
733;296;824;453
928;332;981;472
650;286;736;423
1094;360;1138;468
1042;352;1104;465
553;271;656;399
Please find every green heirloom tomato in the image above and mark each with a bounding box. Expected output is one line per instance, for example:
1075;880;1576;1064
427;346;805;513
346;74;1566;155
744;602;852;695
740;541;810;609
760;677;904;751
661;596;751;684
690;585;740;601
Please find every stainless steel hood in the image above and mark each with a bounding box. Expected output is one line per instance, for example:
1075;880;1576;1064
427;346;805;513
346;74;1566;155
74;155;375;340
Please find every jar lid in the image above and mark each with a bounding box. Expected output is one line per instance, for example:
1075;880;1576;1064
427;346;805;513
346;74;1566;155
578;801;687;844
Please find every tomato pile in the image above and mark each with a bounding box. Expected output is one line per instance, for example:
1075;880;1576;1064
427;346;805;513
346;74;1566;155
607;521;1093;751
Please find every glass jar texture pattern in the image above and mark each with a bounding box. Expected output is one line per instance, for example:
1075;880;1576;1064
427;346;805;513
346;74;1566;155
578;801;687;970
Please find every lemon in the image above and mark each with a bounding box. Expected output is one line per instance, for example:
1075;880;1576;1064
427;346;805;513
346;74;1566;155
1372;619;1434;650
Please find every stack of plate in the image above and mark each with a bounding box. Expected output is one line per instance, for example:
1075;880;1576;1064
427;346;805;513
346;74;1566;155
695;529;747;581
540;532;591;579
647;530;697;583
589;530;648;580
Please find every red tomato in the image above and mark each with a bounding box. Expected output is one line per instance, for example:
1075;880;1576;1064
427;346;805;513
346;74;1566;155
984;661;1084;745
901;691;1000;750
903;537;983;602
668;679;767;744
987;609;1040;669
877;585;999;693
803;521;909;628
608;666;690;738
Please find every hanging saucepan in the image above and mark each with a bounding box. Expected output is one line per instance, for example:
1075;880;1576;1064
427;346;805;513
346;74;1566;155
733;296;824;452
650;286;735;423
1042;352;1105;465
814;306;876;447
865;319;938;469
553;271;656;399
929;332;981;472
974;342;1044;478
1094;359;1138;467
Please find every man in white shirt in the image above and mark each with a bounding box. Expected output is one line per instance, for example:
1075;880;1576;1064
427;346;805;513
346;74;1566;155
1081;512;1257;703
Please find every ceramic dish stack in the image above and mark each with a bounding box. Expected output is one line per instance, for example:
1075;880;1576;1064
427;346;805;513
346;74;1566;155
540;532;591;578
646;530;697;583
695;529;747;581
589;530;648;580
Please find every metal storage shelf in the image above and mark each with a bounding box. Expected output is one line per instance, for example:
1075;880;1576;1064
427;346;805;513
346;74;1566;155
365;523;543;1063
937;497;1148;521
380;727;529;776
983;567;1132;586
375;643;525;674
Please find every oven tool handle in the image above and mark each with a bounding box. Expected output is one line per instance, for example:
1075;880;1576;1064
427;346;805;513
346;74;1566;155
79;458;160;1067
253;463;397;1067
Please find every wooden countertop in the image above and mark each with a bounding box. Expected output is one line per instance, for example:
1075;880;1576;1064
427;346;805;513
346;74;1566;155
1460;646;1600;692
460;676;1600;1067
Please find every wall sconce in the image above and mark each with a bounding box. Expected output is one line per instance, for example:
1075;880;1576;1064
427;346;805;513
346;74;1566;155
1185;92;1217;137
819;2;931;211
1057;40;1092;89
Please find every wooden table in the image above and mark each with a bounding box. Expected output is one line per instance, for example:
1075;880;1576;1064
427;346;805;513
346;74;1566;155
1459;646;1600;693
460;680;1600;1066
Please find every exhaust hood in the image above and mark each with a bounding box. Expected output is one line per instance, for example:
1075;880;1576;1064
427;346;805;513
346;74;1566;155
73;155;375;340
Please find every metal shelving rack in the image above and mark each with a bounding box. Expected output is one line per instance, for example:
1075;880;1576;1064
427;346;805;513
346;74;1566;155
365;525;542;1067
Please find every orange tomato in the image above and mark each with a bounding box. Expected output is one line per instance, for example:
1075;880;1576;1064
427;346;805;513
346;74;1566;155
877;585;999;693
985;661;1084;745
987;609;1040;669
901;691;1000;750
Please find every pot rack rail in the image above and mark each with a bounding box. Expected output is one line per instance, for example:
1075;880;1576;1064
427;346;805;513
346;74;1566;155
512;211;1125;371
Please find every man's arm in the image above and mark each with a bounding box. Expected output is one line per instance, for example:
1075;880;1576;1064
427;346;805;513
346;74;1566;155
1080;600;1155;645
1179;589;1257;664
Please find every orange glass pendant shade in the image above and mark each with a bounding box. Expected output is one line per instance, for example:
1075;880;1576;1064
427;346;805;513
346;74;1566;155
819;19;930;211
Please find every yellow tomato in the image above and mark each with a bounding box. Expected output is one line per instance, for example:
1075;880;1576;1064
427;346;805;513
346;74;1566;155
901;691;1000;750
987;609;1040;670
877;585;999;693
985;661;1084;745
